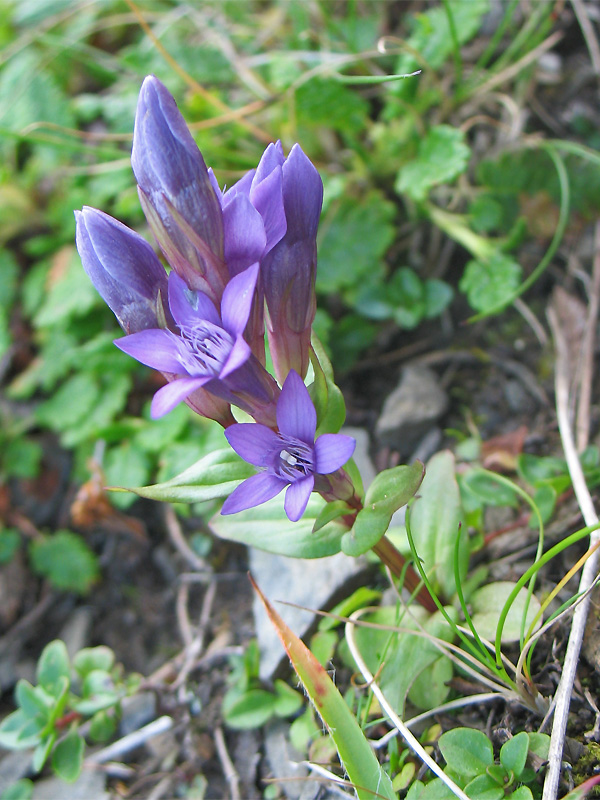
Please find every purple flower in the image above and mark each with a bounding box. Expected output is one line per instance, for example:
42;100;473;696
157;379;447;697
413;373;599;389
132;75;228;304
75;206;170;334
221;370;355;522
259;143;323;383
114;264;279;425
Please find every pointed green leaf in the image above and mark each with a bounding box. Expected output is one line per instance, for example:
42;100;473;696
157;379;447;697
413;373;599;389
252;577;396;800
32;732;55;773
310;334;346;435
342;462;424;556
121;448;255;504
211;494;345;558
37;640;70;694
409;450;468;600
51;730;84;783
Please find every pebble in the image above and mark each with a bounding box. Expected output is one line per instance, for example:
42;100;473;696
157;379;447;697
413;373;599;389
375;364;448;455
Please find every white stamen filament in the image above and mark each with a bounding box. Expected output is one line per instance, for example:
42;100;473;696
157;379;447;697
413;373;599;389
280;449;297;466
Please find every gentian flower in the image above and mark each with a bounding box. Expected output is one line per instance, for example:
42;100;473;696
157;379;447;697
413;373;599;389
76;205;234;427
75;206;170;334
114;263;279;426
132;75;228;305
258;143;323;383
221;370;356;521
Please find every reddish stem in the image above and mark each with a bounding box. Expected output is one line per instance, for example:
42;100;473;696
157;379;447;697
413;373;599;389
372;535;437;613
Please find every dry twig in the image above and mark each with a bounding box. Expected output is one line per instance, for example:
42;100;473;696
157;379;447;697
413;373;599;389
543;294;600;800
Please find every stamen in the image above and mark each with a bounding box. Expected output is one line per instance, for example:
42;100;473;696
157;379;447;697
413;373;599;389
280;449;298;466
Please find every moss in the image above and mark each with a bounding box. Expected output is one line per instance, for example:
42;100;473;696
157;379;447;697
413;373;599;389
571;743;600;795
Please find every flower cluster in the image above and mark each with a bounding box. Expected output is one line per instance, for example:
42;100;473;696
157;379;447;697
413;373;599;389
76;75;355;520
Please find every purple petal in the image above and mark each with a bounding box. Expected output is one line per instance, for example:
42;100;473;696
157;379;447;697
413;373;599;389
207;168;222;202
276;370;316;443
220;472;286;515
314;434;356;475
222;193;266;277
76;207;168;333
114;329;183;372
150;376;210;418
282;144;323;241
220;335;251;379
223;169;254;203
284;475;314;522
132;76;223;261
250;166;286;253
253;141;285;184
168;271;221;328
220;263;259;336
225;423;279;467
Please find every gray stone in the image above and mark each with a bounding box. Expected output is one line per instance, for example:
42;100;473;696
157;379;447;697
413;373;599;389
376;365;448;454
32;767;109;800
0;750;33;796
263;720;315;800
250;547;368;680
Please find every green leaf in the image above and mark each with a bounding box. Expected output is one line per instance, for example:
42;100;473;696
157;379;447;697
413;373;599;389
15;680;51;718
33;250;98;328
273;680;303;718
0;710;42;750
253;579;396;800
312;501;350;533
0;778;34;800
29;531;99;595
424;279;454;318
316;191;395;294
0;529;20;564
500;732;529;779
88;710;116;743
309;334;346;435
438;727;493;777
394;0;489;75
526;732;550;760
72;646;115;679
408;654;453;710
37;640;70;694
223;689;277;730
409;450;468;600
463;774;504;799
0;50;74;141
459;252;522;313
461;469;520;507
342;463;424;556
296;78;369;135
123;447;255;504
516;453;567;485
350;606;456;715
469;582;541;643
396;126;471;202
32;732;55;773
509;787;534;800
104;442;151;509
51;730;84;783
211;494;345;558
34;373;101;434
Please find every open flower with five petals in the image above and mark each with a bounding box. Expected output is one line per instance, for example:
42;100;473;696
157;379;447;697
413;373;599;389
221;370;356;521
114;263;279;426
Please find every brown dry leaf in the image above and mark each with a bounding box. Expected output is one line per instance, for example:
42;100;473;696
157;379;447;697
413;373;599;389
519;191;560;239
481;425;528;472
71;464;147;542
